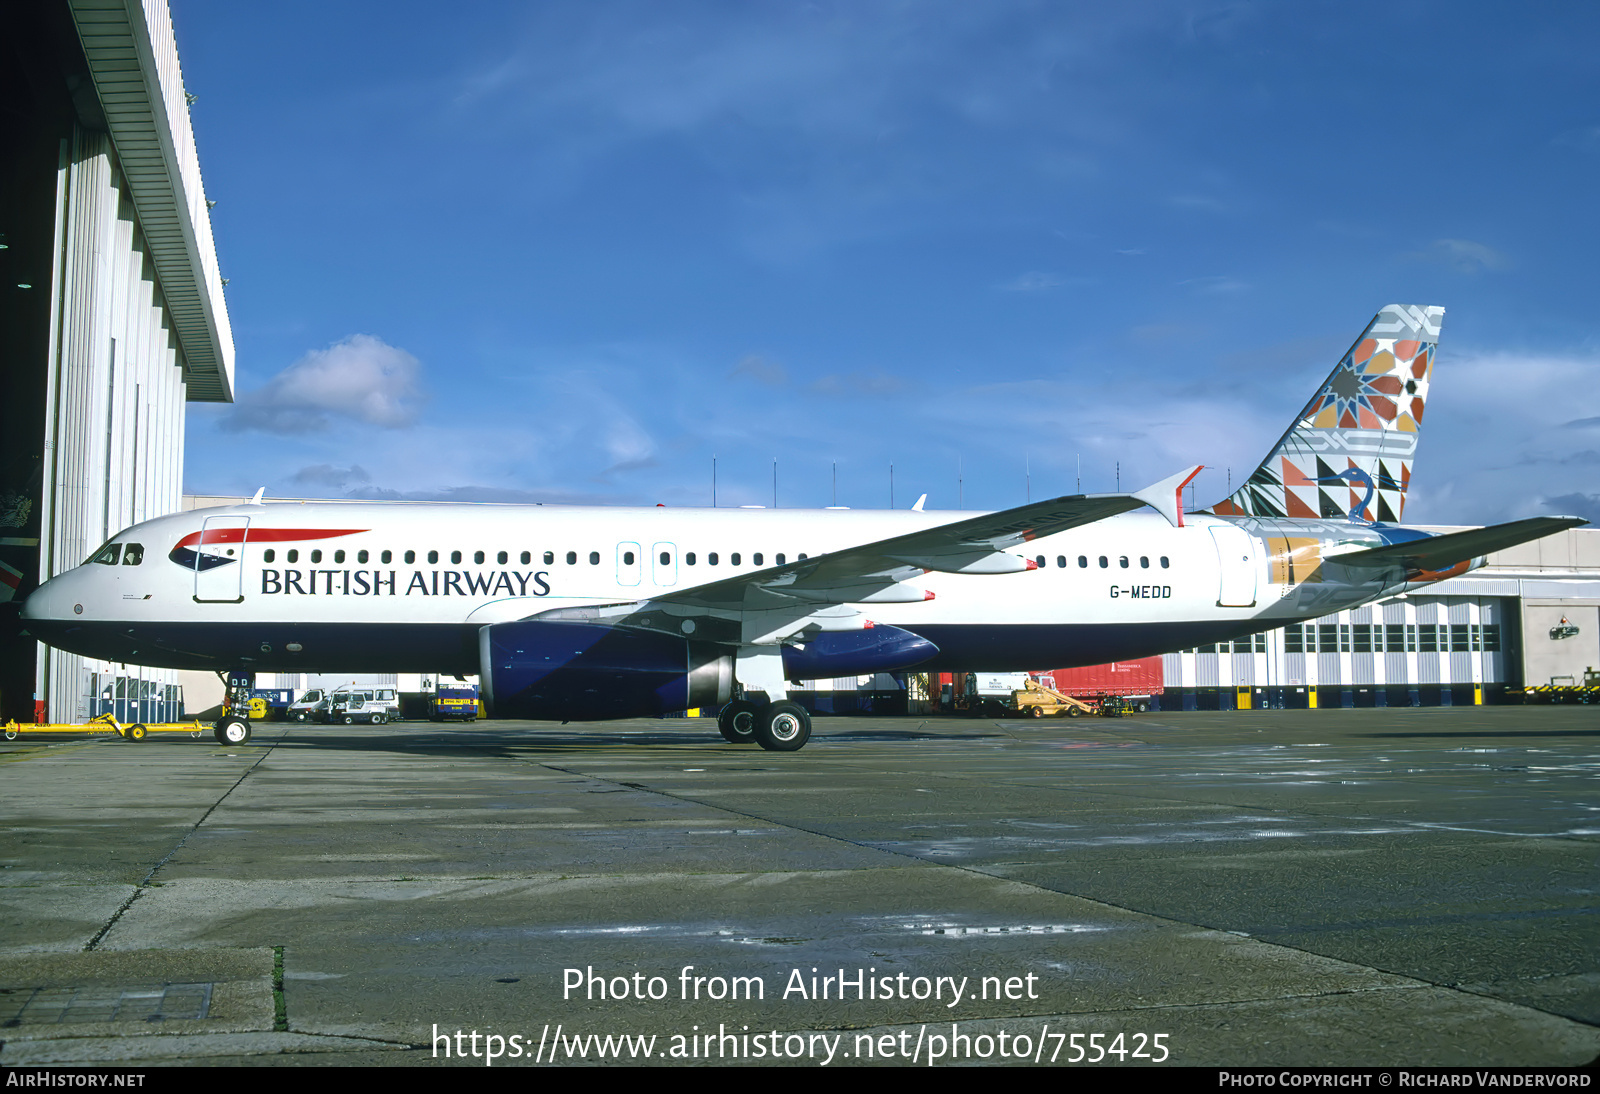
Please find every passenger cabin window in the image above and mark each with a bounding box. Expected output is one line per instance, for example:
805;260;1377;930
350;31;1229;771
544;551;554;565
122;544;143;565
1078;555;1088;568
334;550;346;563
263;549;276;563
566;551;577;565
589;551;600;565
311;550;323;563
659;551;670;565
731;553;741;565
1098;556;1108;568
357;550;368;564
382;550;392;564
776;553;785;565
474;551;485;564
1036;555;1045;568
404;550;415;564
428;550;439;564
497;551;507;565
623;551;635;565
753;553;764;566
288;549;299;563
90;543;121;565
520;551;530;565
451;551;462;564
1119;556;1129;568
686;552;696;565
1160;556;1170;568
709;553;719;565
1056;556;1066;568
1139;556;1149;568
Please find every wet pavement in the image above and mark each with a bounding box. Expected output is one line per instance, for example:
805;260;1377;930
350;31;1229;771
1;706;1596;1067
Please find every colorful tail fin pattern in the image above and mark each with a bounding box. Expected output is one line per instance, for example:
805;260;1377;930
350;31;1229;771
1211;304;1444;525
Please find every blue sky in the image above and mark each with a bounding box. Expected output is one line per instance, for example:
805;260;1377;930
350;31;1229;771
174;1;1600;525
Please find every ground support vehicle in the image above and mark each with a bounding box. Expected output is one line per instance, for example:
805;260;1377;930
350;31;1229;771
328;687;400;725
429;685;479;722
1012;678;1102;718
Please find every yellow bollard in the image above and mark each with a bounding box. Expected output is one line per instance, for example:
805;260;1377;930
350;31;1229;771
1308;689;1319;709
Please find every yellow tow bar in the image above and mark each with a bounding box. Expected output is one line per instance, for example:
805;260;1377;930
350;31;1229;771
3;713;208;741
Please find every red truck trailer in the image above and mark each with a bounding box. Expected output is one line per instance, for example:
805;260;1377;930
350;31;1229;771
1034;658;1164;713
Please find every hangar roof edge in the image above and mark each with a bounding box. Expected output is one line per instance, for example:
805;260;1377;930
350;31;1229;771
69;0;235;403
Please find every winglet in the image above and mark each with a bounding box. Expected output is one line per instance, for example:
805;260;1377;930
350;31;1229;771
1132;465;1203;528
911;494;927;512
248;487;266;506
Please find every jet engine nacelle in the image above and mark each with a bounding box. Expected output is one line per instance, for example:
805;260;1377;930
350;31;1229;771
479;620;940;722
480;621;733;721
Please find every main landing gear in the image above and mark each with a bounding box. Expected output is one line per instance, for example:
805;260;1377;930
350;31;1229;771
717;698;811;752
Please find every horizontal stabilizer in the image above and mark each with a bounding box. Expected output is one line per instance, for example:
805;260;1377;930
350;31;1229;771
1336;516;1588;572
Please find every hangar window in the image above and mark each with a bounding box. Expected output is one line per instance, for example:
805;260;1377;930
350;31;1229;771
590;552;600;565
1098;556;1108;568
544;551;554;565
1197;643;1216;653
1119;556;1129;568
776;553;785;565
1284;625;1303;653
428;551;439;564
708;553;719;565
263;549;275;564
381;550;392;564
288;550;299;564
1078;556;1088;568
404;550;415;564
474;551;484;564
1255;633;1267;653
1419;624;1438;653
497;551;507;565
1319;623;1338;652
1450;624;1470;652
1386;624;1405;652
686;552;696;565
566;551;577;565
451;551;462;564
520;551;530;565
731;553;741;566
1140;556;1149;568
1353;624;1372;653
334;550;346;564
1482;624;1500;652
89;542;121;565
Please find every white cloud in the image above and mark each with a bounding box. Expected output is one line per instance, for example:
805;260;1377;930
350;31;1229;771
233;335;426;434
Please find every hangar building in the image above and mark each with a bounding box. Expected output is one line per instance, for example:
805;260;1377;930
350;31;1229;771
0;0;232;723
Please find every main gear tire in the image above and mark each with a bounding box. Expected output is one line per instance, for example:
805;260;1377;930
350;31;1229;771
717;700;759;744
754;701;811;752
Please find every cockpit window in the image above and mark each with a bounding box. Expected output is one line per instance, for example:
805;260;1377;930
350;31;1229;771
90;543;121;566
122;543;144;566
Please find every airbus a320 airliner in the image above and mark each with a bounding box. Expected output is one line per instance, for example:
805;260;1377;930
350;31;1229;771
21;305;1585;751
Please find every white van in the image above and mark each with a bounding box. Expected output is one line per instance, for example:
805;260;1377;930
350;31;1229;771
286;689;326;723
326;687;400;725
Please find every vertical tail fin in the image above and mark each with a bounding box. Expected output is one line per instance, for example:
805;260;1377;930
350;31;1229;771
1210;304;1444;524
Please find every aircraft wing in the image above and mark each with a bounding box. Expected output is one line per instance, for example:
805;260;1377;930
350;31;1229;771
1335;516;1589;572
654;490;1151;613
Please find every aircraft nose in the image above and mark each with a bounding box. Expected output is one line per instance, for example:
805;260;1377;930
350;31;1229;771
21;572;74;622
